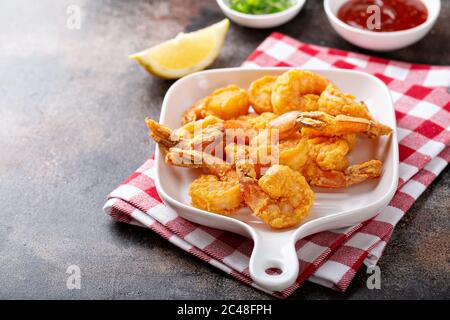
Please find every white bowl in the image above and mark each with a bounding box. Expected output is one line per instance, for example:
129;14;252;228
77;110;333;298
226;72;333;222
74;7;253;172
154;67;398;291
216;0;306;29
324;0;441;51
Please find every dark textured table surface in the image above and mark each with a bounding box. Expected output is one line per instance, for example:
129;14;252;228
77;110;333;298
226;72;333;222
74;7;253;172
1;0;449;299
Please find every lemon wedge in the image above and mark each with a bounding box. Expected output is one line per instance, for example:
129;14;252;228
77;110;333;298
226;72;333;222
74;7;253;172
129;19;230;79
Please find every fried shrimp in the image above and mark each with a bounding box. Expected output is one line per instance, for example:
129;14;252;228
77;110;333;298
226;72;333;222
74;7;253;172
189;171;243;216
237;163;314;229
297;111;392;138
145;70;395;228
267;110;304;139
182;85;250;124
146;115;246;162
307;137;350;171
248;112;380;185
271;70;328;115
318;83;372;119
241;111;309;172
146;116;225;153
162;148;242;215
304;160;383;188
164;148;243;215
245;112;278;129
278;136;309;171
145;118;178;149
165;148;233;176
248;75;277;114
247;111;308;170
174;115;224;139
227;112;278;131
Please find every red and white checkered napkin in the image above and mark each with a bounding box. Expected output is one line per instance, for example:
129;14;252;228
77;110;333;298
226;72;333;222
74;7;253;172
104;32;450;298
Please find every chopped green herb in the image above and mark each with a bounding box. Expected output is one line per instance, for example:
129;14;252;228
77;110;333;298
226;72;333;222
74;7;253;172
229;0;294;15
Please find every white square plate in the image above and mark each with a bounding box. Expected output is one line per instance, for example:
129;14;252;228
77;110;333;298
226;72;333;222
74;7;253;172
154;68;399;291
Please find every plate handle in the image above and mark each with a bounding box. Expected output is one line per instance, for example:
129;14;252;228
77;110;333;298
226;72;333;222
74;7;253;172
249;232;299;292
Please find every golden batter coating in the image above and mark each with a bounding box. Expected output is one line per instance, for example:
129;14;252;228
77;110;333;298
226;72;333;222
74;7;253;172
271;70;328;115
248;75;277;114
189;171;243;216
237;164;314;229
182;85;250;124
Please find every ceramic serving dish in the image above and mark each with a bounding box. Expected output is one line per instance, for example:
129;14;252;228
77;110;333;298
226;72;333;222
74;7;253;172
216;0;306;29
324;0;441;51
154;67;399;292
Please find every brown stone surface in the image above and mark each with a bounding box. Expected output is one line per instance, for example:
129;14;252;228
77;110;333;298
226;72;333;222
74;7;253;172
0;0;448;299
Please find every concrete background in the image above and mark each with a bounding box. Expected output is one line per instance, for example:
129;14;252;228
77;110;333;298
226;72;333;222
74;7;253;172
0;0;448;299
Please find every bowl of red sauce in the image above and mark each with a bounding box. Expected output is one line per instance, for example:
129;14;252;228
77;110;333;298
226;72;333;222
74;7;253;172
324;0;441;51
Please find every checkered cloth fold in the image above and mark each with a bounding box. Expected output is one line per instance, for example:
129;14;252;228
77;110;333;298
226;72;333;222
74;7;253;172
104;33;450;298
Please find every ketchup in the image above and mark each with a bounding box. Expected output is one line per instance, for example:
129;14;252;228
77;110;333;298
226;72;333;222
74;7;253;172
337;0;428;32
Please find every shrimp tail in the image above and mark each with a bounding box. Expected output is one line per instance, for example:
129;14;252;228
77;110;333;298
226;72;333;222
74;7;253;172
296;111;392;138
308;159;383;188
145;118;179;148
344;159;383;185
166;148;232;176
